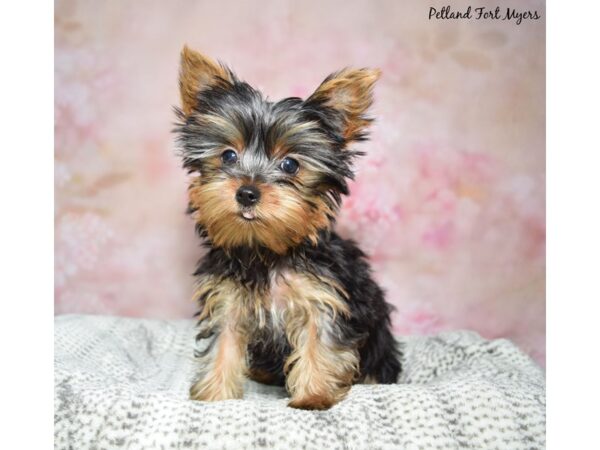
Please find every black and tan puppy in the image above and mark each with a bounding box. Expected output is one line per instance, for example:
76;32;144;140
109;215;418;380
175;46;401;410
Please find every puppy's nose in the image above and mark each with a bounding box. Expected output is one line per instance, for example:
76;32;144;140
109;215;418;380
236;185;261;207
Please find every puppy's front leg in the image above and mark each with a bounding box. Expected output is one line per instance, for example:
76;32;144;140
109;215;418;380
190;278;248;402
282;275;359;410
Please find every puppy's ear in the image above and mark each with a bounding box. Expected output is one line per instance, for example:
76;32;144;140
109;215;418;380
179;45;233;115
306;68;381;143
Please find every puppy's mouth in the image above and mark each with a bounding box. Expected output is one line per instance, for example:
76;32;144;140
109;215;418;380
239;207;257;221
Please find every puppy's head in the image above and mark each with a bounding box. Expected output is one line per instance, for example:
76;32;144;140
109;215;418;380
175;46;380;254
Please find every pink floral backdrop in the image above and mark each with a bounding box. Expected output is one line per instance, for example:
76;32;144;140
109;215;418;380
55;0;546;365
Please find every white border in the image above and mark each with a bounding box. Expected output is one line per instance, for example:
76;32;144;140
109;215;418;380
0;1;54;449
547;0;600;448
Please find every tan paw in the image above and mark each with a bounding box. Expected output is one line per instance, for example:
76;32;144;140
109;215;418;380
189;378;242;402
288;393;337;410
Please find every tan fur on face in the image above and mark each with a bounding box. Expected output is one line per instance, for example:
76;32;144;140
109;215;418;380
188;176;334;254
308;68;381;142
257;184;333;251
188;176;246;248
179;46;233;115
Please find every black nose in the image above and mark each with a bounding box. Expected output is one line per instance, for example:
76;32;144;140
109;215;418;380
236;185;261;207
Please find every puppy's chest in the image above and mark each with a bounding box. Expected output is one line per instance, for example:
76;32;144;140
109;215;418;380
246;268;347;335
254;269;298;332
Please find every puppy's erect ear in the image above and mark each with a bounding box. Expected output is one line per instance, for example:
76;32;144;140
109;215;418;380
306;68;381;143
179;45;233;115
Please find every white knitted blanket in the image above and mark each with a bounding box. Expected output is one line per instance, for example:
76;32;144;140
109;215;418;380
54;314;545;449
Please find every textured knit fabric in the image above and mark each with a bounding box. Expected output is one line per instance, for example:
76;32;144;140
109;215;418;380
54;314;545;449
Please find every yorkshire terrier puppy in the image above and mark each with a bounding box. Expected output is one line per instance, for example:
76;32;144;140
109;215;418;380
175;46;401;410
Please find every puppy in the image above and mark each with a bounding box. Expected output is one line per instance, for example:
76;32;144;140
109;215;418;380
175;46;401;410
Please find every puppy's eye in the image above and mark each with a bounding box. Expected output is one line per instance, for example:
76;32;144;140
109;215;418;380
280;157;299;175
221;149;238;165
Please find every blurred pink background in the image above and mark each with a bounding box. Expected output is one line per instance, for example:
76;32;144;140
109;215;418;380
55;0;545;365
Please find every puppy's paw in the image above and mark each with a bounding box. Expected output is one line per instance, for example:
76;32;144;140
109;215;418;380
288;393;337;410
189;377;242;402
